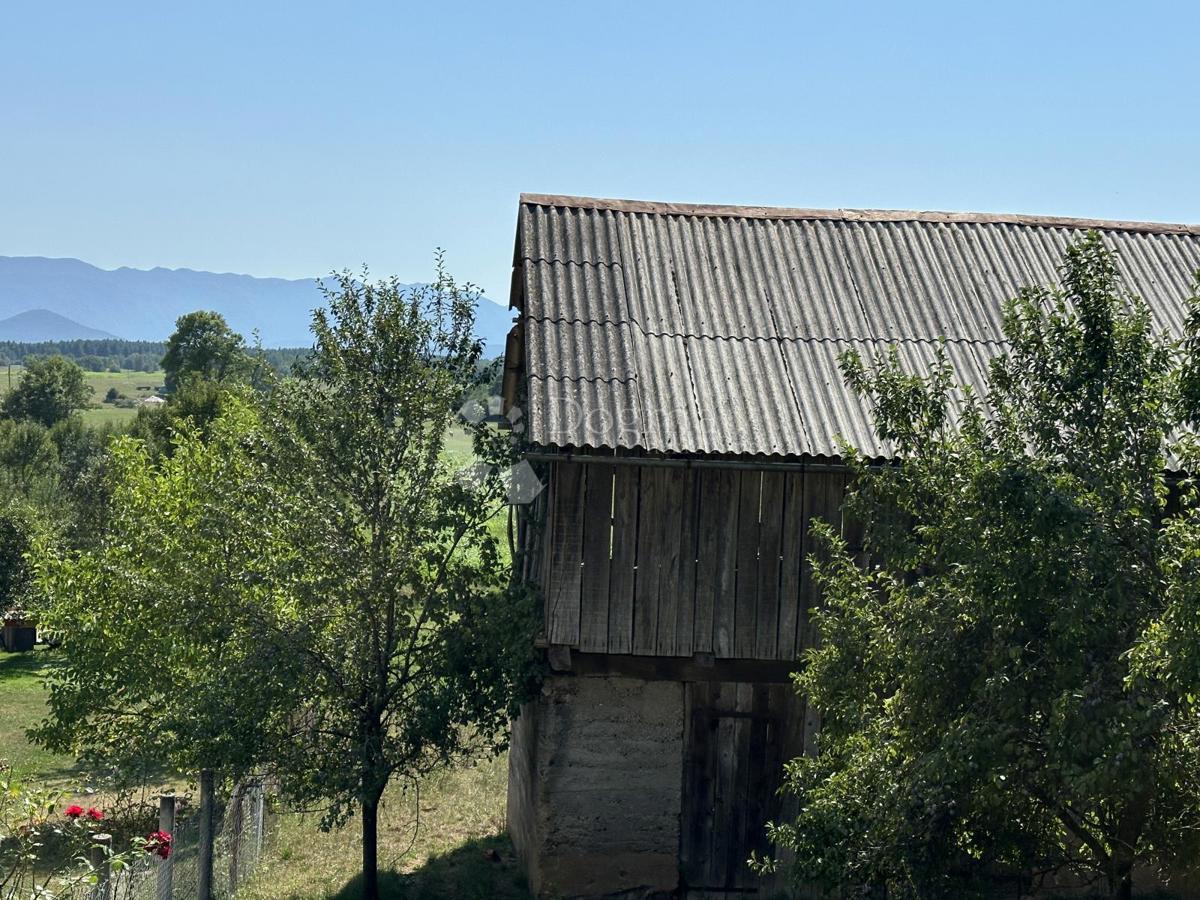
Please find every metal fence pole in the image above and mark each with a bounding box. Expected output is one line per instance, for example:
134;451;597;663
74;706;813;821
157;793;176;900
198;770;215;900
90;833;112;900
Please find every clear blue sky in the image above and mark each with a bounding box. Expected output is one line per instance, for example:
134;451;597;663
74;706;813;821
3;0;1198;301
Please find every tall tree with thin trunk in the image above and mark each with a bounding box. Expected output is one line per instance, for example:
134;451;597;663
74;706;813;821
767;235;1200;899
35;261;540;900
260;261;539;899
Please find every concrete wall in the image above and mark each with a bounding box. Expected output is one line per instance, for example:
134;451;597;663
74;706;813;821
506;699;538;878
507;674;684;899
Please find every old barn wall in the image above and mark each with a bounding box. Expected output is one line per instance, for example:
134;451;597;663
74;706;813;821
535;461;852;661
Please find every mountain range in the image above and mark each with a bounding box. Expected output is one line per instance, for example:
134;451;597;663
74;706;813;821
0;256;515;354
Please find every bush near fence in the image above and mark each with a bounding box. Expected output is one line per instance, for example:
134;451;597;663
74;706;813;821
75;774;270;900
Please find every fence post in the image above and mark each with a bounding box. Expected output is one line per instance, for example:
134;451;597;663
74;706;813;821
90;833;112;900
157;793;176;900
198;770;215;900
228;782;244;893
253;779;265;860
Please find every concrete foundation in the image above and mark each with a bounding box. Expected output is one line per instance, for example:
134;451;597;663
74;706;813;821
507;673;684;899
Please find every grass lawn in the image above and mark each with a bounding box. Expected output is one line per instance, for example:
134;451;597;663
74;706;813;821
240;753;528;900
0;646;83;784
443;425;474;460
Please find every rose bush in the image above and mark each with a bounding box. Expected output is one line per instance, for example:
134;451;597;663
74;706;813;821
1;769;135;900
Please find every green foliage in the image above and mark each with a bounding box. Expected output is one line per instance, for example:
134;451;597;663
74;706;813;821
2;356;91;427
0;770;137;900
34;259;541;900
771;235;1200;899
32;402;306;778
261;261;540;898
125;373;247;459
0;504;36;619
160;311;253;392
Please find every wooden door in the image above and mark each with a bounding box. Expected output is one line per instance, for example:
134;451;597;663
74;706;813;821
680;681;802;893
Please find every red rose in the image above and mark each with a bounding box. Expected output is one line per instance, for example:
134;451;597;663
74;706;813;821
86;807;104;821
64;805;84;819
143;830;173;860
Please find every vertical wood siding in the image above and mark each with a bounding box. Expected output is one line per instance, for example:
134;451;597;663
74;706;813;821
537;460;848;660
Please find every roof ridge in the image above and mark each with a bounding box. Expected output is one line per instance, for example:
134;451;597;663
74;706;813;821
519;193;1200;237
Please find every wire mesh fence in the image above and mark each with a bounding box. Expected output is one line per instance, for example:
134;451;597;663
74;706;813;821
73;777;270;900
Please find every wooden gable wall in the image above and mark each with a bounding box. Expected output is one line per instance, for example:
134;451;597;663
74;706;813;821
526;460;854;662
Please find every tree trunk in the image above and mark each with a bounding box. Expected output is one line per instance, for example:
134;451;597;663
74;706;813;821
362;792;380;900
1109;859;1133;900
1108;868;1128;900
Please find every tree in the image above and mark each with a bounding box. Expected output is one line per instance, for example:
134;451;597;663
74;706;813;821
0;503;35;619
2;356;91;426
769;235;1200;899
258;264;539;899
160;311;251;392
35;262;540;900
34;401;312;780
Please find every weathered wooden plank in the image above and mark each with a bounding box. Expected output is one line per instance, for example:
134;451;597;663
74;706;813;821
633;467;666;654
537;466;554;594
672;469;700;657
607;466;640;654
728;683;755;888
710;684;740;888
798;470;839;653
734;471;761;658
777;472;805;660
695;468;738;655
681;682;715;888
651;466;687;656
546;461;585;645
743;685;771;871
754;472;785;659
579;465;614;653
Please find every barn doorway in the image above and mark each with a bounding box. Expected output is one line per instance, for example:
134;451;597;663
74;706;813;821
680;681;803;894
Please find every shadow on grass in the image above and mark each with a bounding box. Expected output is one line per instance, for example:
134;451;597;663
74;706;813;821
0;645;52;679
331;833;529;900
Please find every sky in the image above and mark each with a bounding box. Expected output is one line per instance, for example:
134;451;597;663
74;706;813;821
2;0;1198;302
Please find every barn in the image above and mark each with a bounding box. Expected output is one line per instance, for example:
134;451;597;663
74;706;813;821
499;194;1200;899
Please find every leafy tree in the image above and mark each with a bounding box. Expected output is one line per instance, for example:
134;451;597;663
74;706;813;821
2;356;92;426
0;420;58;489
33;401;309;779
259;265;539;900
36;263;540;900
0;503;35;619
769;235;1200;899
160;311;252;392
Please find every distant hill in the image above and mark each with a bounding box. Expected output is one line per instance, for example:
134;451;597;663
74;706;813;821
0;256;515;353
0;309;117;341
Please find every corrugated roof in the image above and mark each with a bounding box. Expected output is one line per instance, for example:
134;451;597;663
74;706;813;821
509;194;1200;459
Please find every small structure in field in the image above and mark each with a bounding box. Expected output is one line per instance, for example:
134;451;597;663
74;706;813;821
501;194;1200;898
139;395;166;407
